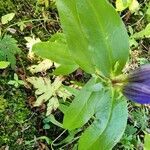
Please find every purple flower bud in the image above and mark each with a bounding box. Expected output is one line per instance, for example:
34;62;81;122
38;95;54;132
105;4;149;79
128;64;150;83
123;83;150;104
122;64;150;104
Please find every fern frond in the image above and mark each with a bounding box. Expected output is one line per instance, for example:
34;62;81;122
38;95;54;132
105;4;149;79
0;35;20;69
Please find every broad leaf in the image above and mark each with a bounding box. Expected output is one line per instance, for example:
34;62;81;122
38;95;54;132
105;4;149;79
144;134;150;150
32;33;78;75
79;96;128;150
53;64;78;75
63;78;103;130
78;90;112;150
56;0;129;76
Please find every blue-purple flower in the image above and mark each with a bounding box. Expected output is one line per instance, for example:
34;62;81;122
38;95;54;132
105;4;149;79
122;64;150;104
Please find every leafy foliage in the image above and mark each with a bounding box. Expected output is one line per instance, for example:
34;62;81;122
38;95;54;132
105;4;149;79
56;0;129;76
33;33;78;75
78;94;128;150
131;108;149;130
118;125;137;150
0;35;20;69
27;76;71;115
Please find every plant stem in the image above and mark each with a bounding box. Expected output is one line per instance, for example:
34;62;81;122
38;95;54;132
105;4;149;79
51;130;67;150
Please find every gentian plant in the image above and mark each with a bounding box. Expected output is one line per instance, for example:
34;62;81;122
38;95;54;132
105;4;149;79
32;0;150;149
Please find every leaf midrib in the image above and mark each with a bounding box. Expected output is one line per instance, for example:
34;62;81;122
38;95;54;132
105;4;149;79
87;0;113;73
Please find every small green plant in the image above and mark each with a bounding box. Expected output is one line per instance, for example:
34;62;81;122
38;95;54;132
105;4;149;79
8;73;25;88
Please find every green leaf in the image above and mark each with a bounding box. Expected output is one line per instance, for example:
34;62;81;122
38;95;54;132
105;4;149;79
49;32;66;43
53;64;78;75
63;85;79;96
56;0;129;76
133;23;150;39
0;35;20;69
144;134;150;150
59;104;69;114
0;61;10;69
129;0;140;13
43;124;51;129
78;90;112;150
146;4;150;17
17;21;26;31
63;78;103;130
48;115;63;128
79;96;128;150
1;13;15;24
116;0;132;11
8;80;16;85
32;38;71;66
32;33;78;75
14;73;18;81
